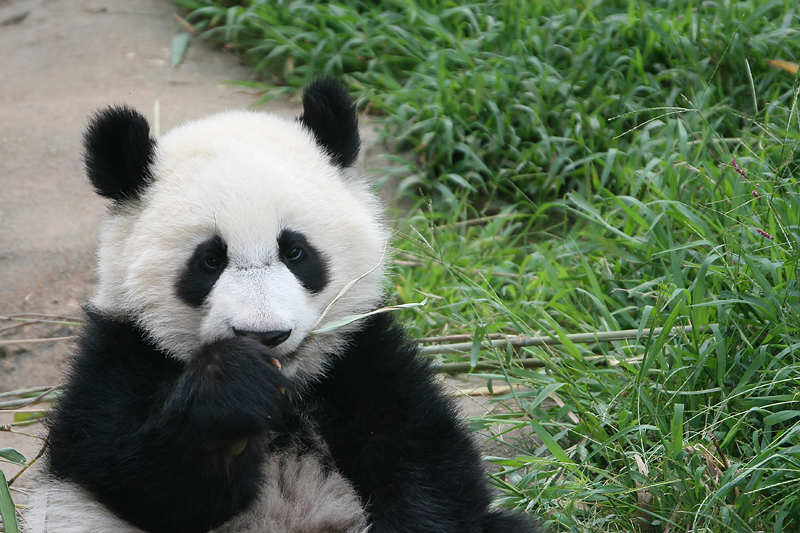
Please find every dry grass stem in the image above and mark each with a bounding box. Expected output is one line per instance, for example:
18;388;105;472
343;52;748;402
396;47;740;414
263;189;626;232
0;336;78;346
420;325;712;355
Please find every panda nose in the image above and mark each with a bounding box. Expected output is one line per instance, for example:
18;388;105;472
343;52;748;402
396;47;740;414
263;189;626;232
233;328;292;347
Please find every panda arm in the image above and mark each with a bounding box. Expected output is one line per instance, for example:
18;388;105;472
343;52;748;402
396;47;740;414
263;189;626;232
46;310;290;533
312;313;538;533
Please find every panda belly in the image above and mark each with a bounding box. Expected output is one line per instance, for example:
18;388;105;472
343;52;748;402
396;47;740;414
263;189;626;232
26;452;368;533
213;452;369;533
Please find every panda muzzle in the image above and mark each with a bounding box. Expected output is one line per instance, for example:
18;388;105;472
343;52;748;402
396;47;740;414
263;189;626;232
233;328;292;348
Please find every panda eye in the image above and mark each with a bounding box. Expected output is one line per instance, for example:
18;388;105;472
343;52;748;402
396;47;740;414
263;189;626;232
277;229;328;294
284;246;303;261
201;254;224;271
177;235;228;308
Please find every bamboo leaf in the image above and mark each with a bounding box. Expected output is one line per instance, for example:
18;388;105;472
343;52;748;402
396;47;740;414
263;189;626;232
171;33;191;67
0;469;18;533
528;419;575;466
470;325;485;369
0;448;26;467
310;296;427;335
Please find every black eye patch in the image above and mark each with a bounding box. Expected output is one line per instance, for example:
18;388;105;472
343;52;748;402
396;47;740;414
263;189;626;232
278;229;329;294
176;235;228;307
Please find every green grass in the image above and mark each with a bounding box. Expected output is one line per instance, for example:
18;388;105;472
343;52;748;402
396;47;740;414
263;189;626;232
393;132;800;531
174;0;799;206
169;0;800;529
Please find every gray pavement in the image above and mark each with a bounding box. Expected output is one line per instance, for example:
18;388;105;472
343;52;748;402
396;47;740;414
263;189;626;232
0;0;299;388
0;0;296;488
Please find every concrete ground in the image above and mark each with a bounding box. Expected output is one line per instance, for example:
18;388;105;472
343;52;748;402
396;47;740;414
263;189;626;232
0;0;525;510
1;0;290;383
0;0;299;497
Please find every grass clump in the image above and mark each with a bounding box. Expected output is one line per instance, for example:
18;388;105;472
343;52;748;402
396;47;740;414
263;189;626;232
392;123;800;530
175;0;799;206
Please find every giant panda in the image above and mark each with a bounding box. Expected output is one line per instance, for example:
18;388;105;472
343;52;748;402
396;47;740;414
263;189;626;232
25;79;540;533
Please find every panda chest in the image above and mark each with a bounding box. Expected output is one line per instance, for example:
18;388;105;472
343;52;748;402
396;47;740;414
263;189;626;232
222;453;368;533
213;421;369;533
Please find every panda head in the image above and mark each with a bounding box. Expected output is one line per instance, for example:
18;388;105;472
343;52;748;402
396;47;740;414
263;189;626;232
86;79;388;383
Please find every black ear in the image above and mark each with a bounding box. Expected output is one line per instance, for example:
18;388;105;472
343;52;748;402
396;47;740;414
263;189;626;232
83;106;156;202
298;78;360;169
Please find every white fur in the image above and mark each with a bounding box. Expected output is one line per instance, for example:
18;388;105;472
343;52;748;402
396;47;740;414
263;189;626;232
25;452;369;533
200;265;314;353
24;479;145;533
213;454;369;533
92;110;389;383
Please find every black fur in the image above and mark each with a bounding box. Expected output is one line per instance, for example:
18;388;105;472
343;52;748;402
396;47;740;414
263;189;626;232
46;311;538;533
278;228;330;294
176;235;228;307
83;106;156;202
299;78;360;168
311;314;540;532
46;310;291;533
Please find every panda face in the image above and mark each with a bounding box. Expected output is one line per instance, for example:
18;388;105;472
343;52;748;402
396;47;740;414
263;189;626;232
87;81;387;382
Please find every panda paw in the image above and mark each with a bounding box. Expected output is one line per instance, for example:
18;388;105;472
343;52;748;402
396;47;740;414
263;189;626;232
165;336;292;441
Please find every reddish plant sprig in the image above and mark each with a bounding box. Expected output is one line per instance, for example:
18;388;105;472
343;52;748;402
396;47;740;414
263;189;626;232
733;158;774;241
756;228;774;240
731;158;748;179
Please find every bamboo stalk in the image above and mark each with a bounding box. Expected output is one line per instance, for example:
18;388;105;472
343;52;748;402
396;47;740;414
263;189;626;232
0;389;60;410
437;353;645;374
421;332;509;344
439;358;546;373
434;213;522;231
449;384;522;397
0;314;83;325
0;336;78;346
421;324;713;355
0;387;55;399
0;322;35;334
